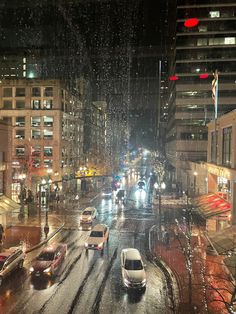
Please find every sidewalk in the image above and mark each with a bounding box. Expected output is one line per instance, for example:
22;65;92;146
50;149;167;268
0;189;101;254
151;195;233;313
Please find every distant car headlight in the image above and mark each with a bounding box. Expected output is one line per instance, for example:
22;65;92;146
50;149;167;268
29;266;34;273
142;279;147;284
88;217;92;220
98;242;103;248
43;267;51;273
85;242;88;247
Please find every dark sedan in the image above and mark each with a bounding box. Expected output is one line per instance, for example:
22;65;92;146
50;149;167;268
30;243;67;277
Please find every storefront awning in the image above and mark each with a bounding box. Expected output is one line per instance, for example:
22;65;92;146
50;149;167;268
193;193;231;219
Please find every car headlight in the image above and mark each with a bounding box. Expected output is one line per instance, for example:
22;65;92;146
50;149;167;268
98;242;103;248
88;217;92;220
124;278;131;284
85;242;88;247
142;279;146;284
43;267;51;273
29;266;34;272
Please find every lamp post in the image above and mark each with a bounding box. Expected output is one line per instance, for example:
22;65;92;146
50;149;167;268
19;173;26;218
44;178;52;237
193;171;198;196
158;182;166;232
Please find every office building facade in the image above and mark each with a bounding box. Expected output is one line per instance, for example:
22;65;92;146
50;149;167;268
166;1;236;190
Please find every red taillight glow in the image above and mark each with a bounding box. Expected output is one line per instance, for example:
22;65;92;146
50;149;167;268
169;75;179;81
184;18;199;28
199;73;209;79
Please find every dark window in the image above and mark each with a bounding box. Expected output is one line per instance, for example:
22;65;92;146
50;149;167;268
44;87;53;97
3;100;12;109
3;88;12;97
16;100;25;109
32;87;41;97
15;88;25;97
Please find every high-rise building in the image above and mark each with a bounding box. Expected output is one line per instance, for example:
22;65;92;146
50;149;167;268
0;79;84;198
166;1;236;189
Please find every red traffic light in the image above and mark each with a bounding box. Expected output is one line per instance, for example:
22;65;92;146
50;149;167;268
184;18;199;28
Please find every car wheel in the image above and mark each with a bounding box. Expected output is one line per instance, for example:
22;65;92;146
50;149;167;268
18;260;24;269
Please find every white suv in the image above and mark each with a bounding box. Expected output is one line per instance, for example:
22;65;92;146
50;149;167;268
0;247;25;286
80;207;97;224
121;248;146;290
85;224;109;251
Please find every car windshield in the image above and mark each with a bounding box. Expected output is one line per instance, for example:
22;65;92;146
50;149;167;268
117;190;125;197
125;259;143;270
90;231;103;237
83;211;92;215
37;251;55;261
103;189;112;193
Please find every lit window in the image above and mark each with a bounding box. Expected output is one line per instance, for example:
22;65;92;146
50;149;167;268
16;117;25;127
44;146;53;156
15;146;25;157
15;130;25;139
31;99;41;110
32;146;41;156
43;116;53;127
31;129;41;139
209;11;220;18
225;37;235;45
43;130;53;139
31;117;41;127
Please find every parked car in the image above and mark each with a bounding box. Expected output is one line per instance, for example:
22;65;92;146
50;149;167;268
0;247;25;286
85;224;109;251
80;207;97;224
121;248;146;290
30;243;67;277
102;188;113;199
115;189;126;204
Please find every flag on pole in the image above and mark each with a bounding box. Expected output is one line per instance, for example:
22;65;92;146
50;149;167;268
212;70;218;119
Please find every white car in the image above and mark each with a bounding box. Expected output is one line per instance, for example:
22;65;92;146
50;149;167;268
85;224;109;251
121;248;146;290
80;207;97;224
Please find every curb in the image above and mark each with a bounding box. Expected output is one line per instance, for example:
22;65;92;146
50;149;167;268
148;226;179;313
25;223;65;253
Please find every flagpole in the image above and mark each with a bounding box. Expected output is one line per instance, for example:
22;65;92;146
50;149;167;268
213;70;219;163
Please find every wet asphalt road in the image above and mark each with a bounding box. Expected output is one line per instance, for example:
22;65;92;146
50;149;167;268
0;175;171;314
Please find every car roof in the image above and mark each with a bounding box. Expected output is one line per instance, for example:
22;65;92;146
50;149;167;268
122;248;142;260
91;224;108;231
83;207;96;212
41;244;62;253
